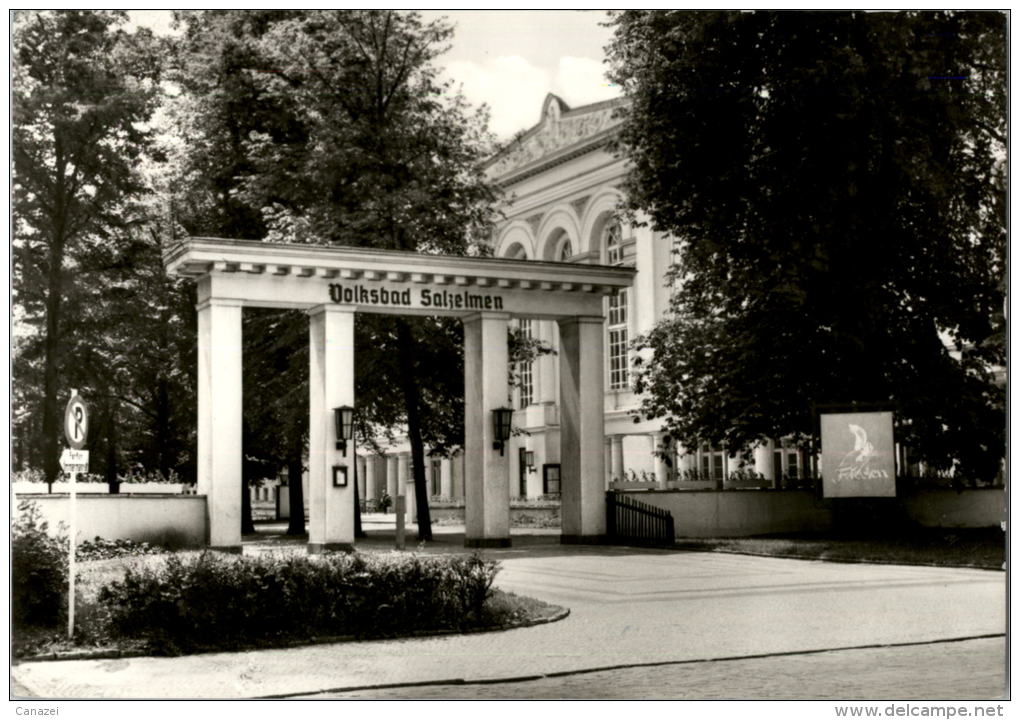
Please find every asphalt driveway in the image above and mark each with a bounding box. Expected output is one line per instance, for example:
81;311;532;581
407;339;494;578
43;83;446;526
11;530;1005;699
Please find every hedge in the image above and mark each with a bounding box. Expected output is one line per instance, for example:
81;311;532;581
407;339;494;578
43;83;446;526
99;550;500;653
12;500;68;630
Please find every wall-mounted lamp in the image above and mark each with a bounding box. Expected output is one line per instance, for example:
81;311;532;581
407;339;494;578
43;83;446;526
524;450;536;473
492;407;514;455
333;405;355;453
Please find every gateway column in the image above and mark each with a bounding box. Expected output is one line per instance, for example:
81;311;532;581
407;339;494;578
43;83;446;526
197;299;243;550
463;312;511;547
308;305;355;552
558;316;606;542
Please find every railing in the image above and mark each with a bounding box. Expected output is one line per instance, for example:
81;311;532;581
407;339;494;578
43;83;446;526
606;491;675;546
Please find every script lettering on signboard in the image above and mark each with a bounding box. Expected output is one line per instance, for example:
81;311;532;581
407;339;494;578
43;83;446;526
820;411;896;498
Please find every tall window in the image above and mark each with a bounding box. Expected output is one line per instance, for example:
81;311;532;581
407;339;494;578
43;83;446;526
517;319;534;408
604;221;623;265
430;458;442;497
772;439;813;486
604;221;628;389
701;444;725;482
608;290;628;389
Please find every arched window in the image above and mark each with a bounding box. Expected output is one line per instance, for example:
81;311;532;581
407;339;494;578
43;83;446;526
604;222;623;265
558;239;573;262
506;242;528;261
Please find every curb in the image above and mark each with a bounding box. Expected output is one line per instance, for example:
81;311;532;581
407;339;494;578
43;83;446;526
258;632;1007;699
13;607;570;665
696;547;1004;571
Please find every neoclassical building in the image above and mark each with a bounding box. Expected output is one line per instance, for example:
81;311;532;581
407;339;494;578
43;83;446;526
486;93;673;495
339;93;811;518
485;93;813;495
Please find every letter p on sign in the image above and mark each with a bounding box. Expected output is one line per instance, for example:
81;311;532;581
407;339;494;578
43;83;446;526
64;392;89;450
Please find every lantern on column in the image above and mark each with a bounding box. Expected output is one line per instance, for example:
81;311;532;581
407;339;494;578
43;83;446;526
333;405;355;453
492;407;514;455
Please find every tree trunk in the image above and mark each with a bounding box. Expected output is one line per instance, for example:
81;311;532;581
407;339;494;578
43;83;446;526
353;453;365;538
41;239;66;491
105;401;119;494
241;459;256;535
42;140;69;491
395;319;432;541
285;435;306;536
155;377;171;479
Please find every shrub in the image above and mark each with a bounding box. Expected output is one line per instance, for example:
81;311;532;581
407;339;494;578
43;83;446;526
12;500;67;629
99;551;500;654
77;537;162;562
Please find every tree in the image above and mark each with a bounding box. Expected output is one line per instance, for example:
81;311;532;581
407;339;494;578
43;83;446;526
13;10;162;484
236;11;500;542
607;11;1006;480
171;10;501;540
166;10;309;532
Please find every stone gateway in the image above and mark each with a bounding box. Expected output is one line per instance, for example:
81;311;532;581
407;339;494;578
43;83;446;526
164;237;634;551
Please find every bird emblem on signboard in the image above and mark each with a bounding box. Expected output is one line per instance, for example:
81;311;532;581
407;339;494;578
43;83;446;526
837;423;876;480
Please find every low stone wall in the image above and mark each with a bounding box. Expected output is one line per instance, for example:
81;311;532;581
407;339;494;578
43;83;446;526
15;493;207;546
621;490;831;538
428;500;561;527
13;482;188;495
901;487;1005;529
617;487;1005;538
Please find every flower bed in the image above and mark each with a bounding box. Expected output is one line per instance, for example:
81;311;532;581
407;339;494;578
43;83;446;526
81;550;555;656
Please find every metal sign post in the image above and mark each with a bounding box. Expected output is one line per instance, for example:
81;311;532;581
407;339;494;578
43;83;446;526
61;390;89;639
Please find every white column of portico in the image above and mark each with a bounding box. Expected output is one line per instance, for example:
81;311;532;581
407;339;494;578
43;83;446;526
364;456;378;507
356;455;367;502
397;452;412;522
463;312;511;548
610;435;626;485
451;452;464;499
440;458;452;500
399;450;412;513
558;316;606;542
754;440;775;485
197;299;244;550
308;305;355;553
386;455;398;498
652;432;671;488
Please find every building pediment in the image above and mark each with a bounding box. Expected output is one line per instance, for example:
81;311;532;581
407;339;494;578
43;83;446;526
486;95;624;183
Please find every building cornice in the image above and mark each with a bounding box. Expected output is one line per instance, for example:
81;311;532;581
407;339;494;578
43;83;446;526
164;236;635;293
501;156;629;218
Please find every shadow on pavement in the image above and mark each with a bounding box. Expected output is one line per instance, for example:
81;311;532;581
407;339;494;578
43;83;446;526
245;516;684;560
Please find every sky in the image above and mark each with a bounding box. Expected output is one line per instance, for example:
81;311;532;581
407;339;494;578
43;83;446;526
126;9;620;140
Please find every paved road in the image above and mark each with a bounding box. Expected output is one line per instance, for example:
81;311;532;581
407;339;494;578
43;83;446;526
318;637;1006;700
11;534;1006;699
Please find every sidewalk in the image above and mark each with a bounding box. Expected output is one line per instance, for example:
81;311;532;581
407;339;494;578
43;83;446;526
11;523;1006;699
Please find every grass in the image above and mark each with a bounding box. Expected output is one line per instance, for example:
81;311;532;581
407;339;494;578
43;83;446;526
675;527;1005;569
13;549;565;660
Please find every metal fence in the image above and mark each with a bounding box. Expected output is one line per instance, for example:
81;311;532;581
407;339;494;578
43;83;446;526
606;491;675;546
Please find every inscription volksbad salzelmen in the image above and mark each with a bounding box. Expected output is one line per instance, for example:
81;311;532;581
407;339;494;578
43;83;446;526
328;283;504;311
